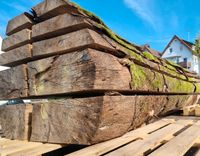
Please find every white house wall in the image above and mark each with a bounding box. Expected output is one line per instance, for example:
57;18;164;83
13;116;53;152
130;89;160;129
162;38;197;73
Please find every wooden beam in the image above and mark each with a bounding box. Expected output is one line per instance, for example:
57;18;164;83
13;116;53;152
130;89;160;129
0;104;32;140
32;13;93;41
30;95;197;144
0;65;28;100
32;0;72;20
28;48;131;96
0;44;32;67
6;13;33;36
32;28;115;58
2;29;31;51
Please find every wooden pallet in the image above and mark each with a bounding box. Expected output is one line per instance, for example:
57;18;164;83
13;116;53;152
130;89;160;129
0;138;64;156
183;105;200;116
66;116;200;156
2;116;200;156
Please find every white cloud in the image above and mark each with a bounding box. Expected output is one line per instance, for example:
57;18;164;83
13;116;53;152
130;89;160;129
123;0;161;31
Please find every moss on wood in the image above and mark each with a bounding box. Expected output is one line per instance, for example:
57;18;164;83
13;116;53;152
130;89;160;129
69;1;200;93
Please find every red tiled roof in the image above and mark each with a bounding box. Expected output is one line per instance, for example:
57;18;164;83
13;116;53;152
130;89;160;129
141;44;161;57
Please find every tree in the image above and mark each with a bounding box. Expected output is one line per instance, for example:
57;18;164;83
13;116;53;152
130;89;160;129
195;36;200;55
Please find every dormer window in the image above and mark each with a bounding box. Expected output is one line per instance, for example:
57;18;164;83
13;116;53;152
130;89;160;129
169;48;173;53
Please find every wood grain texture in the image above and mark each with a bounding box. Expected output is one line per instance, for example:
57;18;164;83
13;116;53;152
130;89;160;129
30;96;136;144
32;13;92;40
32;28;114;58
30;95;197;144
0;44;32;67
6;13;33;36
0;65;28;100
0;104;32;140
32;0;71;20
28;48;131;96
2;29;31;51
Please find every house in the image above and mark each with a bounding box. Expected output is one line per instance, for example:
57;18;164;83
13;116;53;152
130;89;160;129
162;35;199;74
141;44;161;57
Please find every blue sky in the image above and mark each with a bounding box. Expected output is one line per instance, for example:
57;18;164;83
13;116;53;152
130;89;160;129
0;0;200;52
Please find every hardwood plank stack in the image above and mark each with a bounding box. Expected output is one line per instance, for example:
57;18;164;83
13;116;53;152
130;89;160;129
0;0;200;145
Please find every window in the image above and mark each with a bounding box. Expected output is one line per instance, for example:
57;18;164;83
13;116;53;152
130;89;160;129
180;46;183;51
169;48;173;53
177;58;180;63
194;56;198;64
184;58;187;62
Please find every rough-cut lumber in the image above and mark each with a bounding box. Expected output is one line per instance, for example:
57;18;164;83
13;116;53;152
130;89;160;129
0;65;28;100
32;0;71;20
32;13;93;40
28;48;131;96
0;104;32;140
149;121;200;156
32;28;115;58
2;29;31;51
30;95;197;144
6;13;33;36
0;44;32;67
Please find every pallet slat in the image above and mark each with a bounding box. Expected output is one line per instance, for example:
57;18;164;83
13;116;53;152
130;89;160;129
149;121;200;156
0;138;63;156
106;120;193;156
8;144;62;156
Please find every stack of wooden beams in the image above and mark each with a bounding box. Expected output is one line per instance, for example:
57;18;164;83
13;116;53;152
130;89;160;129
0;0;200;145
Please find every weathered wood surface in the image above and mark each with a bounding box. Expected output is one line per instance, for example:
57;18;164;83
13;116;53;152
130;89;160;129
6;13;33;36
2;29;31;51
0;65;28;100
32;13;92;40
28;48;131;96
32;0;71;20
30;95;197;144
0;104;32;140
0;44;32;66
0;138;64;156
32;28;114;58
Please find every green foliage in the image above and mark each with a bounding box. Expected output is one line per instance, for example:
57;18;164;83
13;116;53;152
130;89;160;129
143;51;157;61
194;38;200;56
70;1;200;93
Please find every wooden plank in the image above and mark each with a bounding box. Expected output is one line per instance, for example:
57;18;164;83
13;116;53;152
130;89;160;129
32;13;93;40
165;115;200;121
32;28;115;58
195;105;200;116
8;144;63;156
6;13;33;36
149;121;200;156
32;0;72;20
30;96;136;144
28;48;131;96
2;29;31;51
66;119;175;156
106;120;192;156
0;139;13;146
183;105;196;116
0;104;33;140
0;65;28;100
0;44;32;67
0;142;42;156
